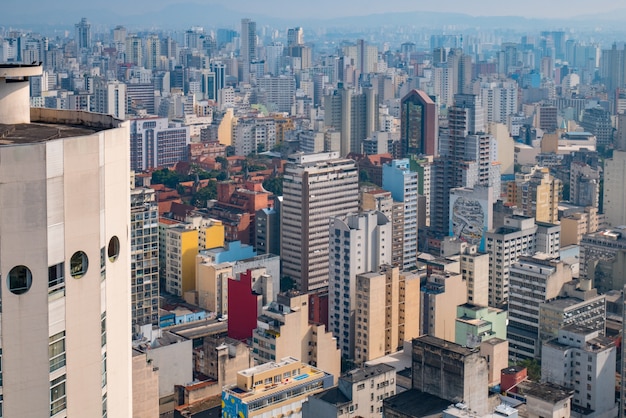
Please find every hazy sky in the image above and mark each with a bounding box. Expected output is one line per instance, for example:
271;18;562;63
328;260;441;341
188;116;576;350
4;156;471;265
7;0;622;19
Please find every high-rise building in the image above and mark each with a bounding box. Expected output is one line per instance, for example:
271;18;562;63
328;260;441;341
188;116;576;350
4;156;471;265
75;17;91;54
328;211;392;358
485;215;538;306
130;187;160;330
240;18;257;83
603;151;626;227
542;326;617;417
513;166;561;224
508;255;573;360
129;117;190;171
580;227;626;293
400;89;437;157
354;266;421;364
144;34;161;70
581;106;613;148
421;271;467;342
383;159;419;269
256;75;296;113
287;27;304;47
253;292;340;384
93;79;127;120
125;34;143;67
0;64;131;417
281;152;359;292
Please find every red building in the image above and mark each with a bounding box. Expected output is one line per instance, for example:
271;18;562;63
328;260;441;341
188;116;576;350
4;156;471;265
501;366;527;393
227;270;263;341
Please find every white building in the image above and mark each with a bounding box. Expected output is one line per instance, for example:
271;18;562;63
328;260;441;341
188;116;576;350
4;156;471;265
0;64;131;417
603;150;626;228
329;211;392;358
542;326;617;418
93;78;127;120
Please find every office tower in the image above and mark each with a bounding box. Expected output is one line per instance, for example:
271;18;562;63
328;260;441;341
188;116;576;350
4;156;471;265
603;151;626;227
221;357;334;418
383;159;418;269
129;117;190;171
447;48;473;95
324;85;377;156
256;75;296;113
354;266;420;364
74;17;91;53
287;27;304;47
485;215;538;306
537;105;558;132
328;211;392;358
126;83;156;115
508;255;573;360
144;34;161;70
580;227;626;293
253;292;340;383
600;43;624;94
255;200;281;256
0;64;131;416
232;117;277;155
125;34;143;67
282;152;359;292
130;187;159;330
400;89;437;157
542;326;617;417
93;79;126;120
240;18;256;83
581;107;613;148
478;80;518;124
411;336;489;416
514;167;561;223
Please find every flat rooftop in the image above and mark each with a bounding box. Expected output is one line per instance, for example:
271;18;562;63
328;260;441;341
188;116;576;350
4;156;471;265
0;122;100;145
519;381;573;403
342;363;395;383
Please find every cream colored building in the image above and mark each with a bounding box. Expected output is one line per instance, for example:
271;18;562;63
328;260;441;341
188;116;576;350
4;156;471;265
221;357;334;418
0;65;131;417
459;245;490;307
513;166;562;224
253;292;341;384
603;150;626;228
195;261;232;316
421;272;467;342
354;266;420;365
132;349;159;418
480;338;509;387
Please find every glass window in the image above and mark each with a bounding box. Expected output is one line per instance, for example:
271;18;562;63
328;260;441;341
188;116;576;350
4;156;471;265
48;263;65;297
107;236;120;262
8;265;32;295
50;375;66;416
49;332;66;373
70;251;89;279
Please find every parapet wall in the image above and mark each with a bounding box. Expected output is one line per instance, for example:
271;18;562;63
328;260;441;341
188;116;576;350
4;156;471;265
31;108;125;130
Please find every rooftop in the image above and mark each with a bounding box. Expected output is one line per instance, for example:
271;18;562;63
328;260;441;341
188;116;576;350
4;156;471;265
342;363;395;383
519;381;573;403
414;335;479;356
383;389;451;418
0;122;100;145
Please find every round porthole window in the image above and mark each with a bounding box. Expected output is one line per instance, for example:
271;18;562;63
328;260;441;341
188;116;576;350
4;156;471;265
107;236;120;262
70;251;89;279
8;265;33;295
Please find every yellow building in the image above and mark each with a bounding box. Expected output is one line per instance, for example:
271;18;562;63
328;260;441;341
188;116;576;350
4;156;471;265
221;357;334;418
354;266;421;365
165;226;199;296
514;166;561;224
253;292;341;384
218;108;236;146
195;261;232;316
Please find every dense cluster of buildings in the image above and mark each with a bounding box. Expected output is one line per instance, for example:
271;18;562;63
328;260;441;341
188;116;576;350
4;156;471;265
3;12;626;418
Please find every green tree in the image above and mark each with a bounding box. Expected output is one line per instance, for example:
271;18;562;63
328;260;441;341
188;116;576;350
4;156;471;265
516;358;541;381
151;168;182;189
280;276;296;292
190;182;217;207
263;176;283;196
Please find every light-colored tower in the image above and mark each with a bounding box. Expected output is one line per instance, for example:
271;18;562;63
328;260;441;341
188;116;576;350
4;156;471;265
328;211;392;358
144;35;161;70
281;152;359;292
75;17;91;53
94;79;127;120
125;35;143;67
604;151;626;227
0;64;131;417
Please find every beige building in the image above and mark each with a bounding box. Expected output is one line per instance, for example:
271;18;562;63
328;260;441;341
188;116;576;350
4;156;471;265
221;357;334;418
253;292;341;384
479;338;509;387
0;65;132;417
603;150;626;227
421;271;467;342
132;349;159;418
513;166;562;223
195;261;232;316
354;266;420;364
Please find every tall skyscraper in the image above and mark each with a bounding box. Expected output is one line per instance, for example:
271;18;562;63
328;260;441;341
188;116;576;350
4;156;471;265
0;64;131;417
240;18;256;83
328;211;391;358
75;17;91;53
287;27;304;47
130;187;159;330
281;152;359;292
383;159;419;269
400;89;437;157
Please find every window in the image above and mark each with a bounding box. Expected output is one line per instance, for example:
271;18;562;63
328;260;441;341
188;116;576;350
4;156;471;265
101;312;107;347
50;374;67;416
70;251;89;279
107;236;120;262
101;352;107;388
8;265;32;295
49;332;66;373
48;263;65;297
102;393;107;418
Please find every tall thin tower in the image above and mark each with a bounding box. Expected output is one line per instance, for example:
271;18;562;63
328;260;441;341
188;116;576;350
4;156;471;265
240;18;257;83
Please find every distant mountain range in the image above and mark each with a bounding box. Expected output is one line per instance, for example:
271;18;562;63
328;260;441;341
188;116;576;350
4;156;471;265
4;3;626;32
